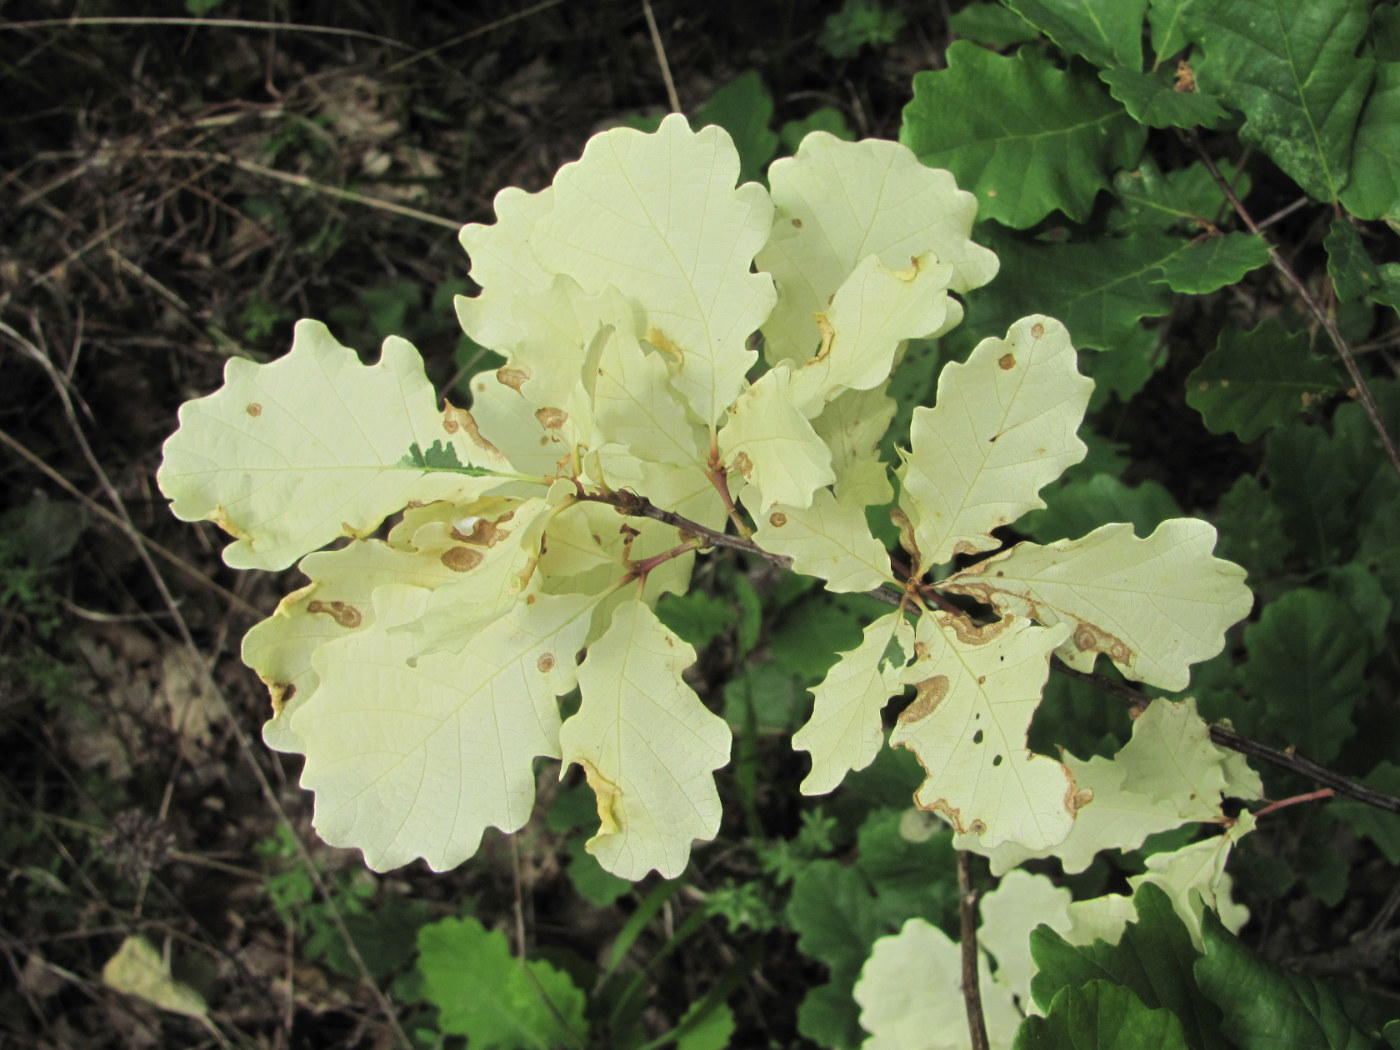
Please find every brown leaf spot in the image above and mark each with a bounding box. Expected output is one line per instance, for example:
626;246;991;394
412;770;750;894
268;681;295;717
537;653;555;674
898;675;950;726
998;353;1016;370
307;600;362;628
791;217;803;229
535;406;568;430
246;402;262;417
768;511;788;528
441;546;484;572
453;519;504;547
1198;381;1210;392
1031;322;1045;339
1072;622;1132;666
497;366;529;392
732;451;754;479
1072;787;1094;812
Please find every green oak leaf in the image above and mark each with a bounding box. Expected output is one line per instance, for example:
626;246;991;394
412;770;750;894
966;227;1175;351
901;41;1146;227
1185;319;1343;442
1194;909;1377;1050
1030;882;1230;1050
1156;233;1270;294
1100;66;1231;130
1325;217;1381;301
1017;474;1181;545
417;915;586;1050
1110;158;1249;235
1003;0;1148;70
1187;0;1374;202
1017;980;1191;1049
948;2;1040;48
1332;761;1400;865
1339;61;1400;222
1239;588;1365;763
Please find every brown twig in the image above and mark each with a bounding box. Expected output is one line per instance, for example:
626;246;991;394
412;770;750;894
1189;132;1400;483
957;851;990;1050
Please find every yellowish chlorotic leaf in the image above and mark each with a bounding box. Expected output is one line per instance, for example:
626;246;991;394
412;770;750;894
296;583;597;872
854;918;1021;1050
959;697;1261;875
465;367;579;480
718;366;835;511
1066;813;1255;950
591;318;708;469
472;275;636;420
408;493;562;656
751;488;895;593
248;536;463;753
560;600;731;880
892;613;1075;851
978;869;1073;1009
102;935;209;1019
157;321;513;570
455;184;556;352
944;519;1253;691
530;114;776;425
792;610;914;795
787;251;954;418
897;316;1093;573
812;384;898;508
759;132;998;366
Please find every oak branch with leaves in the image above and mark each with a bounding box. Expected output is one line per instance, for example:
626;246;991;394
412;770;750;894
158;115;1253;886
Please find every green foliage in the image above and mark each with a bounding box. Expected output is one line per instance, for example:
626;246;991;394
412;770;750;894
416;914;587;1049
819;0;907;58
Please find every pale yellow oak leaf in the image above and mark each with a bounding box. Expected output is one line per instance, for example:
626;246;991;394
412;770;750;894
891;613;1075;851
944;519;1253;691
812;384;897;509
718;366;835;511
854;918;1020;1050
532;114;776;425
465;367;578;480
469;275;637;417
759;132;997;366
792;610;913;795
591;319;707;469
751;488;894;593
299;583;597;872
157;321;513;570
456;183;555;352
978;869;1073;1008
247;537;463;754
787;251;954;418
560;600;731;879
956;696;1257;874
897;316;1092;573
407;495;559;656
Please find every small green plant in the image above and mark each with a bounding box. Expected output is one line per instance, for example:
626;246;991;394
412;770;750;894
819;0;907;59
